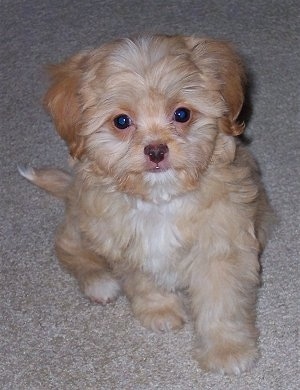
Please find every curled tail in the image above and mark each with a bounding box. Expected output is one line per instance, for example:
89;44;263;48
18;166;72;199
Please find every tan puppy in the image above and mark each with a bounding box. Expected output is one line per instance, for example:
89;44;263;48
20;35;271;375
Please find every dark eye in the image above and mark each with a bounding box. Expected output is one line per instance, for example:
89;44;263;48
113;114;132;130
173;107;191;123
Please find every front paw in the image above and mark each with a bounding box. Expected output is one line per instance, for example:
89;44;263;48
131;293;187;332
194;340;258;375
137;305;186;332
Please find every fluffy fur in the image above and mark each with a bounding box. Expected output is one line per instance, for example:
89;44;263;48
20;34;271;375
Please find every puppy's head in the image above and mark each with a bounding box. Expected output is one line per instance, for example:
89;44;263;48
44;35;245;200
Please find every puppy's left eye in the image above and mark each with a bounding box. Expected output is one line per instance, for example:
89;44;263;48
173;107;191;123
113;114;132;130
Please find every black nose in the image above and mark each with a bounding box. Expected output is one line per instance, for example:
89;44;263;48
144;144;169;164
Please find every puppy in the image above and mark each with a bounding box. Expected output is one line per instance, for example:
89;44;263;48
20;34;271;375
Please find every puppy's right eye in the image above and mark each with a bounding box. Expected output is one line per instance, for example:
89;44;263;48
113;114;132;130
173;107;191;123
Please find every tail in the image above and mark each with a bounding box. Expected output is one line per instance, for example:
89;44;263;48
18;166;72;199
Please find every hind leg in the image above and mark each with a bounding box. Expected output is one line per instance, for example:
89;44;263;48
55;222;121;304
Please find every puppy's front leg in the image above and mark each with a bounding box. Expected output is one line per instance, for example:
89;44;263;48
190;250;260;375
123;271;186;332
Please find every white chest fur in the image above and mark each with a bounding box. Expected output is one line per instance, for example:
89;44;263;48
130;198;183;283
82;187;195;289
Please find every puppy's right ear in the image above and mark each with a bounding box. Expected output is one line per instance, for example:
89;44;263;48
44;52;90;158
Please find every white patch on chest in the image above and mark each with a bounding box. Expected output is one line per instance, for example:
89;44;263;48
129;197;184;287
85;172;196;289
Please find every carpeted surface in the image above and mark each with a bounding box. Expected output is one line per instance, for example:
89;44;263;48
1;1;299;389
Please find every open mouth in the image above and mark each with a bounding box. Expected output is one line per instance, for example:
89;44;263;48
146;162;170;172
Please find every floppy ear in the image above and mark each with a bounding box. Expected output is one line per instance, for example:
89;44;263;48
44;52;90;158
185;37;246;136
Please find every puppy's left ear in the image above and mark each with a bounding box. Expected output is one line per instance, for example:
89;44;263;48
185;37;246;136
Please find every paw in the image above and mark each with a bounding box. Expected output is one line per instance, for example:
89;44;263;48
83;276;121;305
194;341;258;375
137;305;186;332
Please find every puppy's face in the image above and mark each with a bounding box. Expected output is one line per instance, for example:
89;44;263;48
44;35;245;200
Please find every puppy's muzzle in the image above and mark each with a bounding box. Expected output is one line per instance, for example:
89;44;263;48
144;144;169;164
